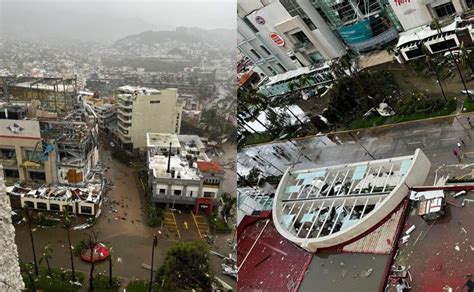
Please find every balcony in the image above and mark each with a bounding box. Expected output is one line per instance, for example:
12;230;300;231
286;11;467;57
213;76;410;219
0;157;18;167
293;41;313;53
117;107;132;117
117;113;132;124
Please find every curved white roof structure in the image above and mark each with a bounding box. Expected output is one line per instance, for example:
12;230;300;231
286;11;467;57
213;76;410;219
273;149;431;252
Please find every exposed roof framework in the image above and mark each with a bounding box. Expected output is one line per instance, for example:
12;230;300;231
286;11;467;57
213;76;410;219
273;150;431;251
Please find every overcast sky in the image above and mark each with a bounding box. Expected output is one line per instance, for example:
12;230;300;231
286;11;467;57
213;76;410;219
0;0;236;42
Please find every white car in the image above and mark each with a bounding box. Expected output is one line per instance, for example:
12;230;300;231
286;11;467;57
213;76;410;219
461;90;474;95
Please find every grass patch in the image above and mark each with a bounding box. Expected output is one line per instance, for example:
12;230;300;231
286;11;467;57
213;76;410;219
126;280;166;292
462;98;474;112
91;274;121;291
349;116;387;129
23;266;84;292
392;99;457;123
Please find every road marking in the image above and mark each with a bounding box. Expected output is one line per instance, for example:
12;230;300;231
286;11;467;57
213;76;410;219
171;212;181;239
413;129;425;133
191;211;203;239
378;144;391;148
407;141;421;145
440;137;457;141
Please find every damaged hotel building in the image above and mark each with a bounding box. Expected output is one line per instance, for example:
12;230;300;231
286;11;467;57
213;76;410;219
147;133;225;215
0;76;103;216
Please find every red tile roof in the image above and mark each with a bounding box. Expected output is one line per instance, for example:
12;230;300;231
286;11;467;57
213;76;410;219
196;161;224;174
238;212;313;292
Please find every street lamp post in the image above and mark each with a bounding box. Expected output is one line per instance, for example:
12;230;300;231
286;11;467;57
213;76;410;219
149;234;158;292
348;132;375;160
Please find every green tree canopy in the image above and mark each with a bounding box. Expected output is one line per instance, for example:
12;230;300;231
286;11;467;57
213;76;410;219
157;241;211;290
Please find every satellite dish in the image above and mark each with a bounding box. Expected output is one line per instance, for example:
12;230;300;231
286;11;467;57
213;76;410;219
301;90;309;100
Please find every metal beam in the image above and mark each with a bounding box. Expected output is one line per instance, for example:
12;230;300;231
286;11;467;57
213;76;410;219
316;200;335;238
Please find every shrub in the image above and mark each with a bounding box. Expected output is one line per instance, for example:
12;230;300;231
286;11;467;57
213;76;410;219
73;239;87;256
91;274;120;291
126;280;164;292
146;205;164;227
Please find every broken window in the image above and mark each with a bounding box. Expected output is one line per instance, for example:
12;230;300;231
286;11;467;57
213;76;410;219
81;206;92;214
4;169;19;178
29;171;46;181
24;201;34;209
50;204;60;211
37;202;47;210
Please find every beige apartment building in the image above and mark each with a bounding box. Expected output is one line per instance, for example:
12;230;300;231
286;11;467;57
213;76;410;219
111;86;183;151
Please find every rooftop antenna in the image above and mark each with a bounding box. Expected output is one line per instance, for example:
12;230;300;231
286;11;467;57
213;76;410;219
167;142;172;173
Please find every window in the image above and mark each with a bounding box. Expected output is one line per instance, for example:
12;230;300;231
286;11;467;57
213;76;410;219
433;2;456;18
404;48;423;59
468;0;474;8
276;63;287;72
0;148;16;159
25;150;43;162
260;45;271;55
292;31;311;44
280;0;316;30
267;66;277;75
37;202;47;210
4;169;19;178
159;188;166;195
429;39;457;53
150;100;160;104
173;189;182;196
250;49;261;59
24;201;34;209
29;171;46;181
203;191;214;198
308;51;324;64
50;204;60;211
243;17;258;33
81;206;92;214
189;190;194;197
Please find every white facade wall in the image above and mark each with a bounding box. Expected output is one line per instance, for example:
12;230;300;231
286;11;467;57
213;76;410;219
389;1;434;31
202;186;219;198
130;89;182;149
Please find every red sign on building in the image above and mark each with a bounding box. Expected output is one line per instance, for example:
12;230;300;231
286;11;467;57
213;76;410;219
270;33;285;47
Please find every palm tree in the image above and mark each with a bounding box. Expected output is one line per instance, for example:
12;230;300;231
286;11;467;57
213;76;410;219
459;42;474;76
23;206;39;276
421;43;448;102
108;247;114;288
87;232;98;291
39;245;53;277
61;207;76;282
19;260;36;292
149;235;158;292
433;19;471;99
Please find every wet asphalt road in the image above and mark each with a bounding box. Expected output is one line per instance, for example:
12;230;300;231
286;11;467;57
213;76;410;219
238;114;474;177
